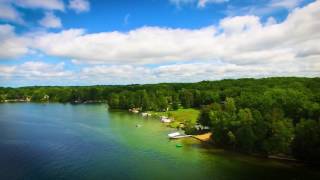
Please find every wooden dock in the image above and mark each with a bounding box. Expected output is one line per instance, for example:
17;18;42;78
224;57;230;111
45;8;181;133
192;132;212;142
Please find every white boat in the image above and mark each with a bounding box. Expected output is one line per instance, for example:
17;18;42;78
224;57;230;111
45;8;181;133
168;132;180;138
168;132;192;139
170;135;192;139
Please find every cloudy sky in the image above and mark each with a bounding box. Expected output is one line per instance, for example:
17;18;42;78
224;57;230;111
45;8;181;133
0;0;319;86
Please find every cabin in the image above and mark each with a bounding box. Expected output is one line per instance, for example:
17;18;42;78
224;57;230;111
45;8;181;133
43;95;49;101
25;96;31;102
141;112;151;117
129;107;141;113
132;109;139;113
160;116;172;123
195;124;210;131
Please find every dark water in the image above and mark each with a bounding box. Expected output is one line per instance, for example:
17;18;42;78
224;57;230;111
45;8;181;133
0;103;319;180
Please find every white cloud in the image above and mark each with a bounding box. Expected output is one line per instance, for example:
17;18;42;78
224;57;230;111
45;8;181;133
0;61;72;79
169;0;228;8
30;0;320;68
270;0;302;9
39;12;62;28
81;65;153;84
265;17;277;26
0;0;64;24
226;0;303;17
0;24;29;59
68;0;90;13
219;15;261;34
0;2;24;23
0;66;15;77
13;0;65;11
76;61;320;84
197;0;229;8
1;1;320;85
169;0;193;7
32;26;217;64
1;59;320;86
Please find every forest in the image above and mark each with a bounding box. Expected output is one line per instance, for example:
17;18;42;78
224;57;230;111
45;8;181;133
1;77;319;163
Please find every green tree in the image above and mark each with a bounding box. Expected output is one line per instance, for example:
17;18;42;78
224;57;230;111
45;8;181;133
108;94;120;108
180;89;194;108
236;125;256;152
238;108;254;125
172;93;180;110
292;119;320;163
263;118;294;154
225;97;236;114
141;91;151;111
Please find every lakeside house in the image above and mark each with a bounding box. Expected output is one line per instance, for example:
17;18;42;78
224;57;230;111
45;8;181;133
195;124;210;131
141;112;151;117
42;95;49;101
2;96;32;103
129;107;141;113
26;96;31;102
160;116;172;123
4;99;28;102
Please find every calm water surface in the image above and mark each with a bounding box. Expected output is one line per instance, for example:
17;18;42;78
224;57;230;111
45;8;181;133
0;103;319;180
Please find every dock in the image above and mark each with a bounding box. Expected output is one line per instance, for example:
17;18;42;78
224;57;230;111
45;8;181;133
192;132;212;142
168;132;212;141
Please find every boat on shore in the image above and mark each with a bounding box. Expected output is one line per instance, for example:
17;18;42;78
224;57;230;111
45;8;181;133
168;132;192;139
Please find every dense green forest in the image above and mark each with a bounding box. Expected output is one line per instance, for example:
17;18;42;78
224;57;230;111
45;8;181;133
1;77;320;163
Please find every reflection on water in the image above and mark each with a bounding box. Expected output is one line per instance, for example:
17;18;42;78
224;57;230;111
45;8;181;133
0;103;319;180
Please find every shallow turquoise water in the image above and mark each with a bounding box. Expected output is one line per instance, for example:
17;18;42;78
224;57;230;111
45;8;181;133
0;103;319;180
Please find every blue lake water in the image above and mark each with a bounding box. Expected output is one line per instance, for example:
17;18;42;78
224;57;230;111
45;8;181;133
0;103;319;180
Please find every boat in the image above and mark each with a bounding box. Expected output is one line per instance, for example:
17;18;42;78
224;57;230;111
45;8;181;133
168;132;192;139
170;135;192;139
176;144;183;148
168;132;180;138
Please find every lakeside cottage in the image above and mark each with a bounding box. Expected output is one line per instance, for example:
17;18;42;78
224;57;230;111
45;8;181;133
195;124;210;131
141;112;151;117
160;116;172;123
42;95;49;101
26;96;31;102
129;108;141;113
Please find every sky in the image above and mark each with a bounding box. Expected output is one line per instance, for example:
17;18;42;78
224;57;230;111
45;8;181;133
0;0;319;87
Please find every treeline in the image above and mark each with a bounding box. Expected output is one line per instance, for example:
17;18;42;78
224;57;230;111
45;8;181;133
0;77;319;163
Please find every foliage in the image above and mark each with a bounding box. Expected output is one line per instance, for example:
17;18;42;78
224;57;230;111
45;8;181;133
292;120;320;163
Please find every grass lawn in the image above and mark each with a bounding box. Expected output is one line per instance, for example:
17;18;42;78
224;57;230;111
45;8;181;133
147;108;200;128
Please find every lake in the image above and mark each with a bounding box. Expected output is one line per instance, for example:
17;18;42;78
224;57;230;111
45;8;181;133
0;103;319;180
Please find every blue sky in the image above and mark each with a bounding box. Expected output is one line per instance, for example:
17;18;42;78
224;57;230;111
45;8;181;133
0;0;319;86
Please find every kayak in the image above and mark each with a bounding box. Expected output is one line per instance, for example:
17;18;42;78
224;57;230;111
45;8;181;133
176;144;183;148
